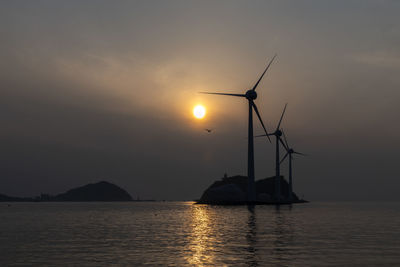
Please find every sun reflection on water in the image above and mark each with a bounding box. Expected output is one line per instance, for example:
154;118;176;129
186;205;216;266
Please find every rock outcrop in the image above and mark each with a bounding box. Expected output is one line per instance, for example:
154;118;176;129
198;175;305;204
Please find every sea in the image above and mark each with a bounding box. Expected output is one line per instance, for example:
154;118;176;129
1;201;399;266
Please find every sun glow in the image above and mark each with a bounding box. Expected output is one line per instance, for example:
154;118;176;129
193;105;206;119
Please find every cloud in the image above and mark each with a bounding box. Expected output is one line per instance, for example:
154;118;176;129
1;0;400;200
352;51;400;69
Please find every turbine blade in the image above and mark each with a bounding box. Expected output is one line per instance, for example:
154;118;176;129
280;152;289;164
294;151;307;156
255;134;274;138
276;103;287;131
282;129;290;149
251;54;277;91
199;92;246;97
251;101;271;142
279;137;288;151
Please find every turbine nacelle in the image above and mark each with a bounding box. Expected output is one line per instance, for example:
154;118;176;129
245;90;257;100
275;129;282;136
288;148;294;154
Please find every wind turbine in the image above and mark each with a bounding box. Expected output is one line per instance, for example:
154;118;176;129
256;103;288;202
200;55;276;202
280;130;306;202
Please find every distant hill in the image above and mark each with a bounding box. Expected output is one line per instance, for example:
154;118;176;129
198;175;305;204
0;181;133;202
0;194;32;202
54;181;133;201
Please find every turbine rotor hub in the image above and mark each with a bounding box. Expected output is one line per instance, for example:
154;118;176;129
289;149;294;153
245;90;257;100
276;130;282;136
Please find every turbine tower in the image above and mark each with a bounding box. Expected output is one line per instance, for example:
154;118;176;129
280;130;306;202
257;104;288;202
200;55;276;202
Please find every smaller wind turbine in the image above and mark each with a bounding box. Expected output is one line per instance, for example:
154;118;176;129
280;130;306;202
257;104;288;202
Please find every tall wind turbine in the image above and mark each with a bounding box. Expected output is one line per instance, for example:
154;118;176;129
200;55;276;202
280;130;306;202
256;104;288;202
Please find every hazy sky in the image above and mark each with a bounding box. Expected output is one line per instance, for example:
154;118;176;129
1;0;399;200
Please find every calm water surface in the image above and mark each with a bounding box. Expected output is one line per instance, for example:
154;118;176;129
1;202;399;266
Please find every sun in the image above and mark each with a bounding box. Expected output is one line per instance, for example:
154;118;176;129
193;105;206;119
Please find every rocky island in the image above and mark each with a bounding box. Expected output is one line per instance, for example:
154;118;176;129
0;181;133;202
198;175;307;205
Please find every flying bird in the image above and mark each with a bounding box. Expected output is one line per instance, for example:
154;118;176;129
205;129;213;133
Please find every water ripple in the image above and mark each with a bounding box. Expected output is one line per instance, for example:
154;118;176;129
1;202;400;266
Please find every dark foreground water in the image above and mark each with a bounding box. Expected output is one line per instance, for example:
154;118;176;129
1;202;399;266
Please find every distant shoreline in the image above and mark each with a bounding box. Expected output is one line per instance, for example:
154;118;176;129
0;199;157;203
0;181;139;202
195;199;309;205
